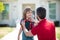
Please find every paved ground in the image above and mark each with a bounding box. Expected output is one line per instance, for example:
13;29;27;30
0;20;38;40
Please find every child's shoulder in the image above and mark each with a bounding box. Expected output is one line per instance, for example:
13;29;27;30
20;18;25;24
21;18;25;21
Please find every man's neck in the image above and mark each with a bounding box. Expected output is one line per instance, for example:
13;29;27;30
39;18;45;22
39;18;42;22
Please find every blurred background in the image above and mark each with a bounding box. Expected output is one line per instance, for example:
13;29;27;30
0;0;60;40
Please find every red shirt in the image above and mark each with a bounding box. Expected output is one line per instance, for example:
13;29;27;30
31;19;56;40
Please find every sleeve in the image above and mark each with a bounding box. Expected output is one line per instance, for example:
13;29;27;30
31;24;39;35
20;19;24;29
20;19;24;25
20;20;22;25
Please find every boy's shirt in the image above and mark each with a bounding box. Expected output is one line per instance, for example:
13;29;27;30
20;19;34;40
25;20;34;30
20;18;34;31
31;19;56;40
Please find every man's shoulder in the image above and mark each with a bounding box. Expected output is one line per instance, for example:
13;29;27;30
46;20;55;27
46;19;54;24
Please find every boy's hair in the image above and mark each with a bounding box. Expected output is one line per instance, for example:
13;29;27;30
37;7;46;19
23;8;32;19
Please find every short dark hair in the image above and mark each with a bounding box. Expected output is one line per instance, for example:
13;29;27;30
37;7;46;19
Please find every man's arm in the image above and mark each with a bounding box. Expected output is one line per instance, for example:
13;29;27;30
51;23;56;40
22;20;38;37
23;26;33;37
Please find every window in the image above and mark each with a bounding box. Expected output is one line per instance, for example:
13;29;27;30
0;4;9;20
49;3;56;20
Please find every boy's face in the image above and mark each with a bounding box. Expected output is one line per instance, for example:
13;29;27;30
26;11;32;18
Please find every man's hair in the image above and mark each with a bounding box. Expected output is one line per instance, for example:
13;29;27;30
37;7;46;19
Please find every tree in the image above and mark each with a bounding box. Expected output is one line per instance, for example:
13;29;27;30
0;2;5;13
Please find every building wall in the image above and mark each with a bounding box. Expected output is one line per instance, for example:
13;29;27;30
57;1;60;25
0;0;40;26
55;1;60;21
0;2;10;25
0;0;60;26
0;2;18;26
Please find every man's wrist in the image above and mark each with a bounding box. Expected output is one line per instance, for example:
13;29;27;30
23;26;28;32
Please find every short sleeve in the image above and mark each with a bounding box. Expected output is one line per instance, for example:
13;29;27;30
31;24;39;35
20;19;24;25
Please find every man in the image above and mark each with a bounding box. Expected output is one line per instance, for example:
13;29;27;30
22;7;56;40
